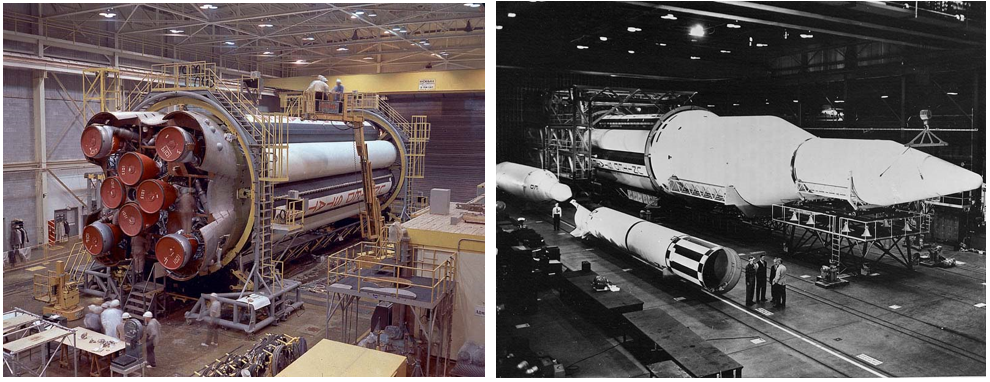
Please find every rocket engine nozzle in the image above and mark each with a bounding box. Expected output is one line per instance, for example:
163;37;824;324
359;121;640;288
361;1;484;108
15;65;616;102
155;233;199;271
117;152;160;186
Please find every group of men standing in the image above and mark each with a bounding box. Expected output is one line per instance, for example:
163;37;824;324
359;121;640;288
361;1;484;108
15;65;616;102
83;300;161;368
744;254;787;308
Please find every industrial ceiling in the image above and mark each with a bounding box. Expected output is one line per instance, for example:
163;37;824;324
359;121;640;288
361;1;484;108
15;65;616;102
496;1;984;80
4;3;485;75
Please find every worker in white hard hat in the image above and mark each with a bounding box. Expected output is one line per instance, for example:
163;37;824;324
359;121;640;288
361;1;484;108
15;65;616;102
116;312;132;340
331;78;345;113
84;305;104;333
143;311;161;368
202;293;221;347
305;75;332;113
102;299;124;339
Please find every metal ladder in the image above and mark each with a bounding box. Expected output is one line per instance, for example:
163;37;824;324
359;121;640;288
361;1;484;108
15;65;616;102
207;73;286;293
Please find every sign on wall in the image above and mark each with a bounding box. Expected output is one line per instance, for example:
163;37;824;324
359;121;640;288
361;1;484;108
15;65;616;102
418;79;436;91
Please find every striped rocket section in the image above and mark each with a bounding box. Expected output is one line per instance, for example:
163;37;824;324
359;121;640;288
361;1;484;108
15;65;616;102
666;237;711;288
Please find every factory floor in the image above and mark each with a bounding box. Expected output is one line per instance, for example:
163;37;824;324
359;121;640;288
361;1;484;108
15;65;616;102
2;257;367;377
498;202;986;378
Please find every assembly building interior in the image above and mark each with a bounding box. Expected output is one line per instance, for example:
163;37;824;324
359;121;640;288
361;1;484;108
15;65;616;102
2;3;485;377
495;1;985;378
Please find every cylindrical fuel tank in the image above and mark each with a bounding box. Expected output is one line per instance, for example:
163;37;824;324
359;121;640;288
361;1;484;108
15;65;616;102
572;202;741;293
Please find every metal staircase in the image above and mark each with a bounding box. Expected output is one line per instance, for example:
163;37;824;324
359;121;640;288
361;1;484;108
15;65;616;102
122;264;166;317
206;72;288;294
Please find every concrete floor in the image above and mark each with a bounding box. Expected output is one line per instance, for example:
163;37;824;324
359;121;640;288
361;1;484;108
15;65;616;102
499;202;986;377
2;256;367;377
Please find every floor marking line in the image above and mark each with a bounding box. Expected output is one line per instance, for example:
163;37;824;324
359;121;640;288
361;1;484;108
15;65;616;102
704;290;888;378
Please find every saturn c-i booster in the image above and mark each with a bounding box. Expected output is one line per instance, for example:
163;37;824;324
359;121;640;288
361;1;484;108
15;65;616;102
80;100;407;281
495;161;743;293
586;107;982;214
571;201;742;293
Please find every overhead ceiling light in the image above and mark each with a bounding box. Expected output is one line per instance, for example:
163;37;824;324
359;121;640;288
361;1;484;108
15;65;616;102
352;30;359;40
727;23;741;29
200;4;217;10
99;9;116;18
720;50;731;53
337;46;349;51
262;51;273;55
793;99;799;103
628;50;635;54
707;104;715;108
496;25;503;30
392;27;402;31
756;43;768;47
350;15;357;19
661;13;677;20
363;56;374;60
627;26;642;32
599;36;608;41
749;36;754;46
507;12;516;17
464;21;473;32
880;95;889;99
440;51;449;56
463;3;481;7
658;43;667;46
168;29;184;34
800;33;814;39
690;56;701;60
303;36;315;41
224;41;235;45
835;99;845;103
733;103;740;106
258;23;274;28
576;45;589;50
946;91;958;96
354;10;365;15
689;24;705;37
368;12;377;17
294;59;307;64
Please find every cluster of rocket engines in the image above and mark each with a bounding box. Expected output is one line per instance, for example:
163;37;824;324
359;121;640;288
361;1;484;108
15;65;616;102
80;109;401;281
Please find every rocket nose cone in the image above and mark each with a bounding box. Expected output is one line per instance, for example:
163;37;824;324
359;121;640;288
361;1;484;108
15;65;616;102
919;157;983;197
549;184;573;202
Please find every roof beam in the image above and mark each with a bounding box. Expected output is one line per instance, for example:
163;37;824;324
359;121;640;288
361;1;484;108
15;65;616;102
714;1;982;47
623;1;942;49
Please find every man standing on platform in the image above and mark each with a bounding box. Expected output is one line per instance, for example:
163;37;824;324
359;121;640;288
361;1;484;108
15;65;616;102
756;254;768;302
551;203;562;231
744;257;756;305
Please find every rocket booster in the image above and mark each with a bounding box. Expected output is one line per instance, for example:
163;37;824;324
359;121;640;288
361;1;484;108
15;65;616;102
589;108;983;212
571;201;742;293
496;162;573;203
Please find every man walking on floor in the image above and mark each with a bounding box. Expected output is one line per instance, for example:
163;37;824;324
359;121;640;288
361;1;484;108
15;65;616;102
551;203;562;231
756;254;768;302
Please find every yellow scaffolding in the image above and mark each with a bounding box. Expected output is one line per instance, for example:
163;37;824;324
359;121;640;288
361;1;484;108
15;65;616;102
82;68;122;120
